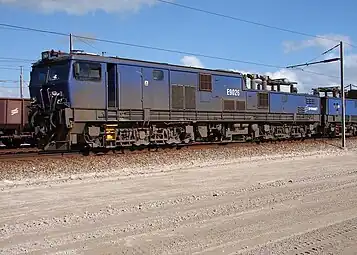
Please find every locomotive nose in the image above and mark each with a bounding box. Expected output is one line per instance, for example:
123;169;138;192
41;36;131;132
27;88;69;150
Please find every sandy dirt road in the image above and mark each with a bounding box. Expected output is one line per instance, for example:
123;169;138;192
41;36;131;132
1;150;357;254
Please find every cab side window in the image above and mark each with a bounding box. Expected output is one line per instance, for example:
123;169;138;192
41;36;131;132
153;70;164;80
73;62;102;82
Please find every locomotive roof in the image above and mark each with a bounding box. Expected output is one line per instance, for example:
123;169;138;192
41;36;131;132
33;50;245;78
32;50;330;97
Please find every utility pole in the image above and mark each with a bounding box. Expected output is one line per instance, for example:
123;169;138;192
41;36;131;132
20;65;24;133
69;33;73;53
19;65;23;99
340;41;346;149
286;42;346;149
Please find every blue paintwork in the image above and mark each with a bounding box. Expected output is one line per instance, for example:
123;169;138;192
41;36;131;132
68;62;106;109
170;70;199;109
269;92;321;115
30;53;322;118
170;70;197;86
202;74;244;111
28;54;249;112
141;66;170;111
245;91;268;112
117;64;143;110
213;75;244;99
325;98;357;116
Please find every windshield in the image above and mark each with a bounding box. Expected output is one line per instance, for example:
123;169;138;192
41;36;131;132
30;62;69;86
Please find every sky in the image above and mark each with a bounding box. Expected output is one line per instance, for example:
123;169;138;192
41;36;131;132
0;0;356;98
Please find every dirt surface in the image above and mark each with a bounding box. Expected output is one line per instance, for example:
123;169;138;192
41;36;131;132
1;145;357;254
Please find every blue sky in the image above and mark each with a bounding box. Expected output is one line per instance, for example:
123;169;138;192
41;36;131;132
0;0;356;97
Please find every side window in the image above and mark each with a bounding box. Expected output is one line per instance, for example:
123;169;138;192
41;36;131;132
199;73;212;92
153;70;164;80
73;62;102;82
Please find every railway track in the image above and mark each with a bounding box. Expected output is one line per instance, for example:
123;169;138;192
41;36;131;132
0;149;81;161
0;136;351;161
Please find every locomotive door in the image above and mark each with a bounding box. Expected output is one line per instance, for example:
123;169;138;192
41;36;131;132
141;68;169;111
106;63;119;109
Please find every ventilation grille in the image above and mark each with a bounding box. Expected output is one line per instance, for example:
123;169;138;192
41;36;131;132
171;85;196;109
297;106;306;114
223;100;235;111
223;100;246;111
306;98;316;105
185;86;196;109
199;73;212;91
172;85;184;109
258;93;269;108
236;101;246;111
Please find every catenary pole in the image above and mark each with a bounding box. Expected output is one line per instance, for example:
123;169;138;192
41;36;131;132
20;65;23;99
69;33;73;53
340;41;346;148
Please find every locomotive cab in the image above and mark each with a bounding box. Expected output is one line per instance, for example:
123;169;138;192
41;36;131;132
28;49;107;151
28;50;72;149
29;50;71;102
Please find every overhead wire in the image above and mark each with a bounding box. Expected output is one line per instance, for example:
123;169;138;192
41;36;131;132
0;22;354;84
0;66;31;71
0;57;35;63
0;84;20;89
156;0;357;85
0;24;333;70
1;2;355;49
0;23;293;68
156;0;357;49
0;23;67;37
0;66;28;71
0;79;29;83
306;44;341;63
0;79;21;82
0;57;34;61
73;35;103;54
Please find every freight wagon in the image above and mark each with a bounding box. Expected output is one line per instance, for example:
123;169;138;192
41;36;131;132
0;97;34;148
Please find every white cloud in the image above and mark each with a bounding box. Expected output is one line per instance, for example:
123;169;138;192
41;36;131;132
238;53;357;94
278;34;357;92
180;56;204;68
231;65;340;94
282;34;352;53
227;34;357;93
188;45;357;94
178;51;355;94
0;0;169;15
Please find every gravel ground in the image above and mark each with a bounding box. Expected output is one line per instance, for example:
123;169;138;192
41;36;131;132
1;139;357;254
0;139;354;183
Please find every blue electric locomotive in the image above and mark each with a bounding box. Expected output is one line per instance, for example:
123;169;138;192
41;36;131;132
313;87;357;137
28;50;322;151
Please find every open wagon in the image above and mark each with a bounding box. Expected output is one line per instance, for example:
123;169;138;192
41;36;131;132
0;97;35;148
